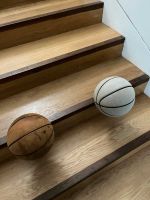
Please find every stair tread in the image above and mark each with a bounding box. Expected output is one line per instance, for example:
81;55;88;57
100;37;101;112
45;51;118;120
0;91;149;200
55;144;150;200
0;0;103;27
0;57;143;139
0;23;122;79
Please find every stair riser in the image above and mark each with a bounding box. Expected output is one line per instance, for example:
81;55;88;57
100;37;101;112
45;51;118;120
54;83;147;133
0;0;41;9
0;90;149;200
0;44;123;99
0;84;147;157
0;9;102;50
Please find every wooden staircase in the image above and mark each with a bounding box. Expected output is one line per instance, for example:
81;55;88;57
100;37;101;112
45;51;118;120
0;0;149;199
55;143;150;200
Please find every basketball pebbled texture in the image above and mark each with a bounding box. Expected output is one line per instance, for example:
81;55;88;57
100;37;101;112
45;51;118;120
7;113;54;159
94;76;135;117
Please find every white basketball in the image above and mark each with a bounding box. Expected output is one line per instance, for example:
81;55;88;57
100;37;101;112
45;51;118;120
94;76;135;117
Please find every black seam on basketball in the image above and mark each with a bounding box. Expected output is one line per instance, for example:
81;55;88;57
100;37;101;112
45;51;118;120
94;102;106;115
8;123;51;148
9;114;36;128
100;107;116;117
9;113;48;128
100;98;135;108
95;77;118;103
13;130;54;157
99;85;133;105
95;102;114;117
94;102;113;117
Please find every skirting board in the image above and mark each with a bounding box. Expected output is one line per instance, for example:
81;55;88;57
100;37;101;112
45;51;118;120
144;79;150;97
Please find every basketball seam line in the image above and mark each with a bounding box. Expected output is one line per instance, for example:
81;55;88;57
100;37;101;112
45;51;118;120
9;113;44;128
95;102;106;116
95;100;116;117
100;107;115;117
95;76;118;103
12;130;54;157
8;123;51;148
99;85;133;105
99;98;135;108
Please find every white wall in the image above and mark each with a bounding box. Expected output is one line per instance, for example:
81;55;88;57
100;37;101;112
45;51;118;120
119;0;150;49
101;0;150;95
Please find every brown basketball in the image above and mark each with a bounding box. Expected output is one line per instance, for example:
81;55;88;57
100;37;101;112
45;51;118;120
7;113;54;159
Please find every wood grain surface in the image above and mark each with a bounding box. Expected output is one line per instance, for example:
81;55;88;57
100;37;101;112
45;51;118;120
0;58;143;140
0;2;148;200
0;90;149;200
0;74;148;148
0;9;102;50
55;144;150;200
0;23;122;79
0;0;103;27
0;2;103;50
0;44;122;99
0;0;40;10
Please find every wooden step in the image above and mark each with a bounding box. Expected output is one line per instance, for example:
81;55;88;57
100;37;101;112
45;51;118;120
0;0;41;10
0;0;103;27
0;44;123;99
0;88;149;200
0;74;148;148
0;57;143;142
0;24;123;79
55;144;150;200
0;0;103;49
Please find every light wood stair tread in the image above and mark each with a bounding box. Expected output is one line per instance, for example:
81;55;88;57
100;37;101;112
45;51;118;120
0;91;149;200
0;23;123;79
56;144;150;200
0;0;103;27
0;57;143;139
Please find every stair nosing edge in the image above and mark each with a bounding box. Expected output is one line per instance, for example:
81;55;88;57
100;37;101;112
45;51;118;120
0;35;124;82
0;1;104;28
34;131;150;200
0;73;148;149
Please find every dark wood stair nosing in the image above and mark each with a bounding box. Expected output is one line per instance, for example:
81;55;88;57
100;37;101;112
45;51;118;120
0;1;104;29
50;74;149;124
0;74;148;149
34;131;150;200
0;36;124;83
